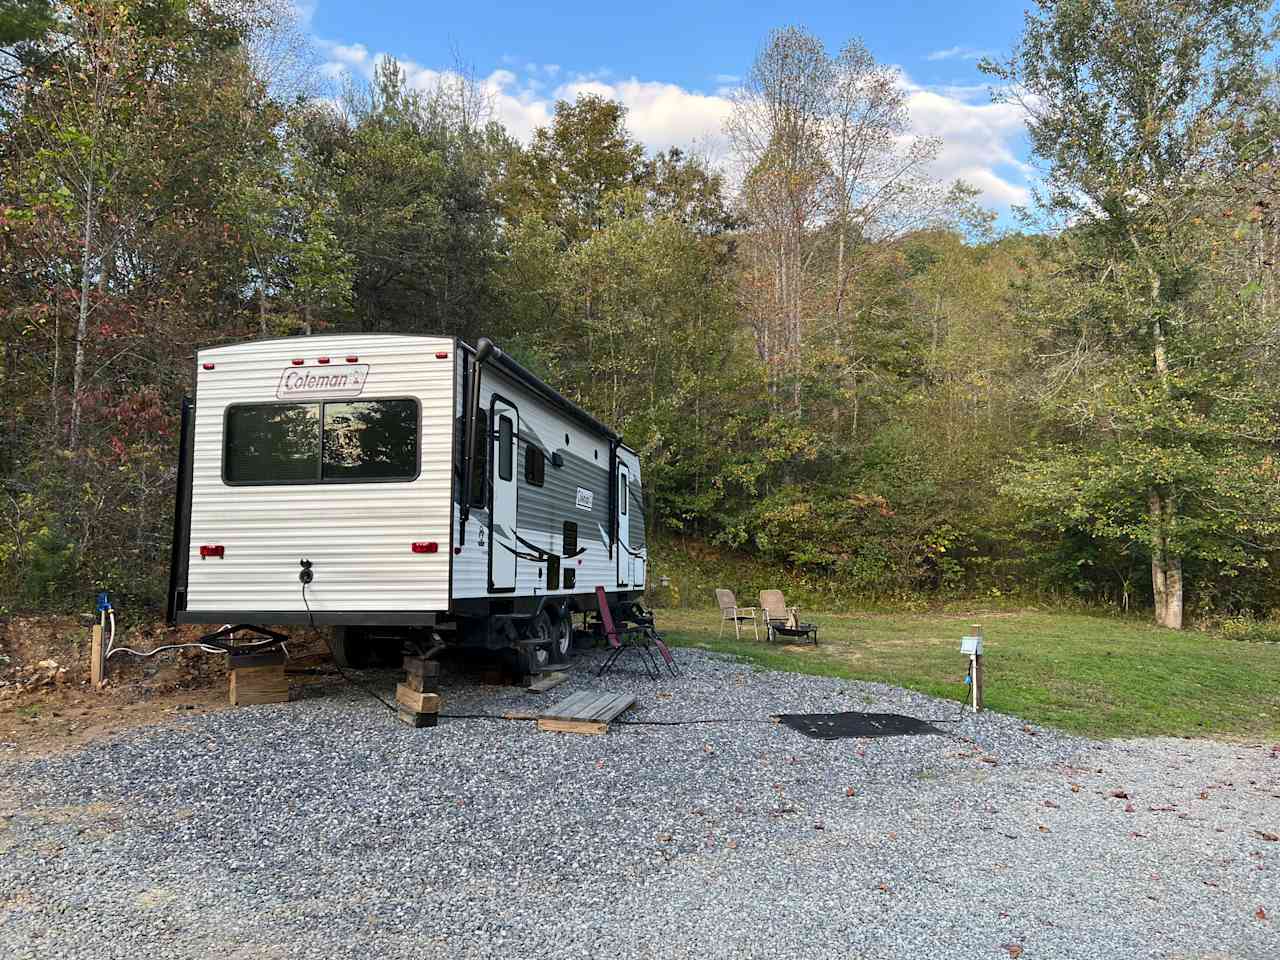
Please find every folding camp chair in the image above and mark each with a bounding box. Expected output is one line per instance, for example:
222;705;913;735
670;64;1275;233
715;589;759;641
759;589;818;644
594;586;677;679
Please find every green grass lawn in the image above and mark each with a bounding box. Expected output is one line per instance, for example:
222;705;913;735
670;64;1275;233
655;607;1280;740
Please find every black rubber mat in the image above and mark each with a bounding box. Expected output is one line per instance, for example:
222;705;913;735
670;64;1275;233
775;711;943;740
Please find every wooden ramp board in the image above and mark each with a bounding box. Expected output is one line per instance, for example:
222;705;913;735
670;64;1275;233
537;690;637;736
527;671;568;693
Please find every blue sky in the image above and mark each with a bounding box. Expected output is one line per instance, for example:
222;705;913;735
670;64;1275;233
297;1;1037;215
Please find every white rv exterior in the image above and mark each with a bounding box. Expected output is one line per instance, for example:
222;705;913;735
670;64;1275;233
168;334;647;667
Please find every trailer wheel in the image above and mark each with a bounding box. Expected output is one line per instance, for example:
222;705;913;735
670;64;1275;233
527;612;555;672
330;626;361;668
554;612;574;660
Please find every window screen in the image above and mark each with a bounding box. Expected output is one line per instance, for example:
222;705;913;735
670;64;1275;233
225;404;320;483
498;415;513;481
470;409;488;507
620;474;628;515
525;445;545;486
321;400;417;480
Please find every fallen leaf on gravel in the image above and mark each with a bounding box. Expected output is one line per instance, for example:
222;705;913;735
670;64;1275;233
1110;789;1129;799
1043;800;1059;809
1130;832;1147;839
1255;907;1268;921
1199;791;1210;800
727;839;738;849
887;831;897;840
846;787;857;797
1203;880;1219;888
1253;830;1279;842
1124;803;1136;813
657;833;672;842
980;756;999;765
1070;784;1081;793
1038;825;1050;833
877;883;891;894
814;822;824;830
1003;943;1024;957
1148;805;1176;812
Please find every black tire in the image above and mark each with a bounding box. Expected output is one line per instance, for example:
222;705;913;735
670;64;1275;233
330;627;400;669
526;611;555;672
553;611;574;661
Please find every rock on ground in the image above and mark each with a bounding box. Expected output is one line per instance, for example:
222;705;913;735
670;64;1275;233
1;648;1276;959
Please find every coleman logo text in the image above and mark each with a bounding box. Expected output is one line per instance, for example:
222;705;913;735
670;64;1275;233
275;364;369;399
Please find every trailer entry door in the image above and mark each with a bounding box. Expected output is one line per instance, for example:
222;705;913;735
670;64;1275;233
489;397;518;592
616;463;630;587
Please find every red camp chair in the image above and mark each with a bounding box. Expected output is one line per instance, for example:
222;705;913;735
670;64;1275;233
594;586;678;679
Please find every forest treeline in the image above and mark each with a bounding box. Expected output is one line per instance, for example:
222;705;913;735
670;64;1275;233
1;0;1278;627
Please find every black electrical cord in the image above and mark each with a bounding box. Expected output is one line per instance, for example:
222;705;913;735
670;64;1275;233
302;575;400;718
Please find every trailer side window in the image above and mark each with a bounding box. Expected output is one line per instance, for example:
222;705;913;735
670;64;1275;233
321;400;417;480
562;521;578;556
619;474;628;515
498;415;513;481
470;409;488;507
225;404;320;483
524;446;545;487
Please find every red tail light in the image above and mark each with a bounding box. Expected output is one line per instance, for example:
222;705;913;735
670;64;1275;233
346;355;359;363
318;356;330;364
199;545;225;559
435;351;449;359
411;541;439;554
202;362;215;370
291;358;304;366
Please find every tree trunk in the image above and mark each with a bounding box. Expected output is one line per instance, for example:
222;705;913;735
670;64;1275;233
1148;487;1183;629
69;190;94;451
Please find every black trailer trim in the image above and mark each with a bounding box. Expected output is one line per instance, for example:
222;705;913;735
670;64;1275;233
165;395;196;625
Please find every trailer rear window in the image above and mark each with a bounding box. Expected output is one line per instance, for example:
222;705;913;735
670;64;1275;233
224;399;418;484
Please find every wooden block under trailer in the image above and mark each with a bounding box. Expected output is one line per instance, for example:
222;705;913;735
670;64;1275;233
229;665;289;706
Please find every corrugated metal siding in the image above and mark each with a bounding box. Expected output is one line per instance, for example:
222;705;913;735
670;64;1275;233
452;367;617;600
184;335;453;614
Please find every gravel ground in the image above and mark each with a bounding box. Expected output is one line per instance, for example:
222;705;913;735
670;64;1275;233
2;647;1277;959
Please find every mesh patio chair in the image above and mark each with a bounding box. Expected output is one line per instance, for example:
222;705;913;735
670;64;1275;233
715;589;759;641
594;587;677;679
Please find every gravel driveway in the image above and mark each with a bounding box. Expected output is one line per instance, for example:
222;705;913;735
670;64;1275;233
2;648;1277;959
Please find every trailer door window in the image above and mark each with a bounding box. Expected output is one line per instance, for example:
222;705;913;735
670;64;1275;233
225;404;320;483
322;400;417;480
498;415;513;482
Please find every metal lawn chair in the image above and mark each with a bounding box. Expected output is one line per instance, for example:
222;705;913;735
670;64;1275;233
759;589;818;644
715;589;759;641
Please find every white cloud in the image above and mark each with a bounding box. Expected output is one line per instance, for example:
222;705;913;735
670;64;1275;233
313;41;1033;213
926;46;995;62
900;72;1032;209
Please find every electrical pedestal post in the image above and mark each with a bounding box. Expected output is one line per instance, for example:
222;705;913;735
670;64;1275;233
960;624;984;713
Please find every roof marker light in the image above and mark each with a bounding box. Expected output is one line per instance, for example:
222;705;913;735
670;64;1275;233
346;355;359;363
411;541;439;554
202;362;215;370
435;351;449;359
199;545;225;559
317;356;331;364
291;358;304;366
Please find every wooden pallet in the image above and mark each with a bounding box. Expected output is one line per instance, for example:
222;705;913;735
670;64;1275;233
537;690;636;736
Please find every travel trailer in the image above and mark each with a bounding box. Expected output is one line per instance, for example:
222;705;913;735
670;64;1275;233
166;335;647;673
